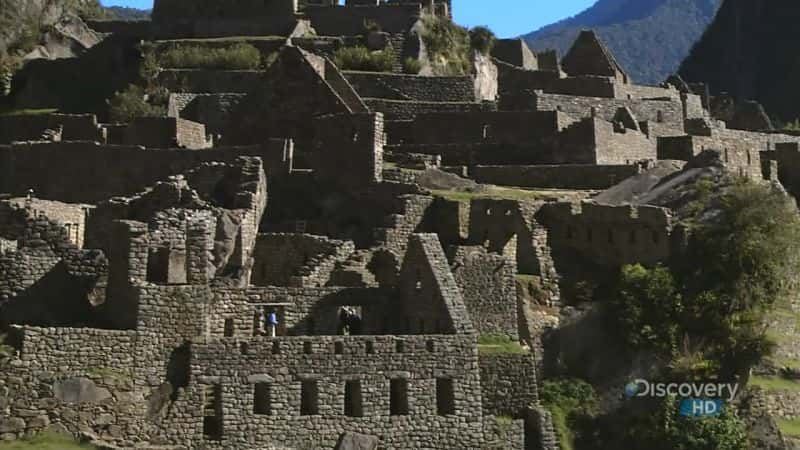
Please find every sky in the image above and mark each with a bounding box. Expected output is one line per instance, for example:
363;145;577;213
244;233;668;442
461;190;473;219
99;0;598;38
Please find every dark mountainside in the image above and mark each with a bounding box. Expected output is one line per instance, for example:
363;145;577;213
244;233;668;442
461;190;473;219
680;0;800;123
523;0;721;84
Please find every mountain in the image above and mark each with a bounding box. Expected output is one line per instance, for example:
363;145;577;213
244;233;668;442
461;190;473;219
104;6;151;20
680;0;800;123
522;0;722;85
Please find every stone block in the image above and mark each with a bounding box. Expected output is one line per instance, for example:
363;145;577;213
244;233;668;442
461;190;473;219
335;432;379;450
53;377;111;404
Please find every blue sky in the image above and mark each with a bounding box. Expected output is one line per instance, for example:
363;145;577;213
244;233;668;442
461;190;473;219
99;0;597;38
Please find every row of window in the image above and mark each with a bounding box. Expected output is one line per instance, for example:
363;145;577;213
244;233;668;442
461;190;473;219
565;226;661;246
202;378;456;439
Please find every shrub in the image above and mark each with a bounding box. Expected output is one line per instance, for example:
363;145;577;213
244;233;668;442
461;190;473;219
610;178;800;380
402;57;422;74
333;46;394;72
469;26;496;55
158;43;262;70
539;379;597;450
107;84;165;123
419;15;471;76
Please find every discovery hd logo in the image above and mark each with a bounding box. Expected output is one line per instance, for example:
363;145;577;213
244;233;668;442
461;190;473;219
624;379;739;418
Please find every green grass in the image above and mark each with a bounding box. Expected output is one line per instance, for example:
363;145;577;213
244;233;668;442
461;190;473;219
750;375;800;391
478;334;527;355
430;186;576;203
777;418;800;437
0;432;94;449
158;43;263;70
86;367;131;383
0;108;58;117
333;46;395;73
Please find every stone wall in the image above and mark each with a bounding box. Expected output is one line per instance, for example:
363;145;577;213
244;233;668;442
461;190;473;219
591;117;657;164
119;117;210;149
312;113;384;189
0;327;141;443
344;71;474;102
305;3;421;36
0;140;290;203
168;93;248;137
394;111;575;145
6;198;90;248
153;0;297;21
479;353;539;417
364;98;493;121
538;201;674;269
450;246;518;339
534;92;685;133
157;69;265;94
251;233;355;287
659;125;800;179
0;113;104;144
471;164;640;190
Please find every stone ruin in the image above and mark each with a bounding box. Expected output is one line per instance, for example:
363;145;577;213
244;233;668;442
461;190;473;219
1;1;800;449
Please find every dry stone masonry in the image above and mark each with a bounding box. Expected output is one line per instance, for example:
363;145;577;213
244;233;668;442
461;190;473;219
2;0;799;448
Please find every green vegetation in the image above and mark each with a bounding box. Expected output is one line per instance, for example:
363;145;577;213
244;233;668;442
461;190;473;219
469;26;496;55
158;43;263;70
86;366;132;383
430;186;578;203
777;418;800;438
107;84;166;123
539;379;597;450
477;334;527;355
750;375;800;392
0;108;58;116
610;179;800;381
0;432;95;449
419;15;470;76
402;57;422;75
333;46;395;73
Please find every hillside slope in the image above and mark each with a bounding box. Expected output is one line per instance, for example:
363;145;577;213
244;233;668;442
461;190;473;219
523;0;721;84
680;0;800;123
0;0;104;64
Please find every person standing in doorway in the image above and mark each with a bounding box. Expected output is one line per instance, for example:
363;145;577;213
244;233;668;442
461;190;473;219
267;310;279;337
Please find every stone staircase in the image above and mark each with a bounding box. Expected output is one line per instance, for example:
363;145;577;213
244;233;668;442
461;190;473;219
373;194;434;258
388;33;407;73
329;249;378;287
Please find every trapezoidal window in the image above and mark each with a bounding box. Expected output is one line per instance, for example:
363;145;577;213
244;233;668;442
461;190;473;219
390;378;409;415
301;380;319;416
436;378;455;416
202;384;223;440
223;319;234;337
344;380;364;417
253;383;271;416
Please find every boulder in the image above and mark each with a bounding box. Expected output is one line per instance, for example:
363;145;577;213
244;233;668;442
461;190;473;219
335;432;379;450
53;377;111;404
0;417;25;433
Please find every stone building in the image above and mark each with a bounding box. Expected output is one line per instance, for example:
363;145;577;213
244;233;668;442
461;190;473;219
3;1;800;449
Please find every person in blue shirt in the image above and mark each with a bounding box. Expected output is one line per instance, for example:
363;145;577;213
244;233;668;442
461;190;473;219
266;310;279;337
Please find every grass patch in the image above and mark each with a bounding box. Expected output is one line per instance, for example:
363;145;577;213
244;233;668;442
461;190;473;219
429;186;569;203
402;57;422;74
0;432;95;449
750;375;800;391
333;46;395;72
478;334;527;355
86;367;131;383
108;85;166;123
419;15;470;76
0;108;58;117
158;43;263;70
778;418;800;437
